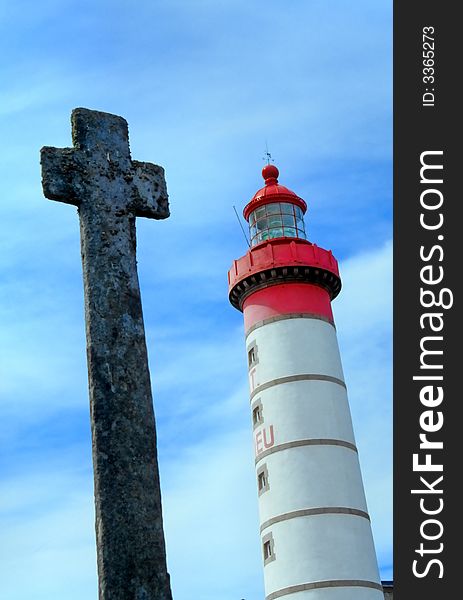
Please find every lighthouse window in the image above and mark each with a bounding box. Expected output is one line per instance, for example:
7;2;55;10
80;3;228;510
248;347;255;365
266;203;280;215
256;218;268;232
253;206;267;222
247;341;259;368
269;227;284;240
249;203;307;247
257;464;269;495
262;533;276;564
263;541;272;559
252;398;264;428
285;226;297;238
280;202;294;214
268;214;282;227
282;214;294;227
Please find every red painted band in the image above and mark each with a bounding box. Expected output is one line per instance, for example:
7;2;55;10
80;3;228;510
242;283;333;332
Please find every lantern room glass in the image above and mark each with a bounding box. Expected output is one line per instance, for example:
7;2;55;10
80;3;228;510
249;202;306;247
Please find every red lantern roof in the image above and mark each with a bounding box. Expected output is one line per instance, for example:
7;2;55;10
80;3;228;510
243;164;308;221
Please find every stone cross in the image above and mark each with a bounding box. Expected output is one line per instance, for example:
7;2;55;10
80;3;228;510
40;108;173;600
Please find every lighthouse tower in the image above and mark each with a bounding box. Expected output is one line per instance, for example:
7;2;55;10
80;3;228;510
228;165;382;600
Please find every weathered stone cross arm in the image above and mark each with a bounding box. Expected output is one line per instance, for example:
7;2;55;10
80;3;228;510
41;107;170;219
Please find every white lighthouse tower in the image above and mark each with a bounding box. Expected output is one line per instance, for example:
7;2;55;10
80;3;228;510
228;164;382;600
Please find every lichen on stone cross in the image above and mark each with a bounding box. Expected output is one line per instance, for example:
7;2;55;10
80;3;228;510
41;107;169;219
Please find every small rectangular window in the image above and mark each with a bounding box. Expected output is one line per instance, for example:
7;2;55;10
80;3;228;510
256;217;268;232
297;228;307;240
257;464;269;495
282;214;295;227
268;215;283;227
268;227;284;239
251;399;263;429
248;348;256;366
266;203;280;215
262;533;276;564
253;232;264;245
283;227;297;238
263;541;272;559
255;206;267;220
281;202;295;215
247;342;258;368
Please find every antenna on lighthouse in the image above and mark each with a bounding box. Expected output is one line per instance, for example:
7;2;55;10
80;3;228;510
233;205;251;248
263;140;274;165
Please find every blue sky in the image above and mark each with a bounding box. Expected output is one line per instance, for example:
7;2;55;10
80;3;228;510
0;1;392;598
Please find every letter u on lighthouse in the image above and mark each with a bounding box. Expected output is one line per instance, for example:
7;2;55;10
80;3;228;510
228;165;383;600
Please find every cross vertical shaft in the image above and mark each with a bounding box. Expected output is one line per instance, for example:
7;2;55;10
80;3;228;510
41;108;172;600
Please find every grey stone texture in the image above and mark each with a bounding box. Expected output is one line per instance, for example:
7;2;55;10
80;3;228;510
41;108;172;600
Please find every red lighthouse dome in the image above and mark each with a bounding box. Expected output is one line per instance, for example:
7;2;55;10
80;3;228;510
244;165;308;219
228;165;341;315
243;165;308;247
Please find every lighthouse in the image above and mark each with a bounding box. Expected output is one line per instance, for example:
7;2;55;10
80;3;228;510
228;165;383;599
